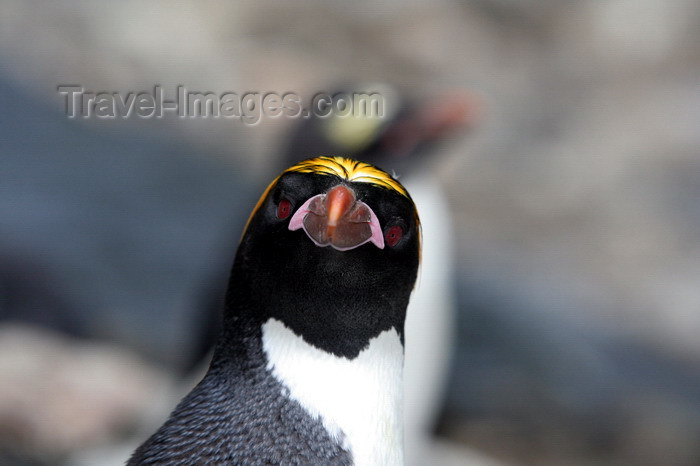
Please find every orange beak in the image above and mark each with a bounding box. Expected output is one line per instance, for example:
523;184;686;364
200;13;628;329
325;185;355;238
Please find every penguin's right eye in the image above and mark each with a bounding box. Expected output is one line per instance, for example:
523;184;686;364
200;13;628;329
277;199;292;219
384;225;404;247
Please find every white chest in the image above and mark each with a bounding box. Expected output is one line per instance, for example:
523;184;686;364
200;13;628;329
261;318;405;466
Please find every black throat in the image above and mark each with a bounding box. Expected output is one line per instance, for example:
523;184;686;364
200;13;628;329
222;233;414;359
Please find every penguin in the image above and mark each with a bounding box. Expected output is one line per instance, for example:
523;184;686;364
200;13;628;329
281;85;475;175
280;86;477;464
128;156;421;465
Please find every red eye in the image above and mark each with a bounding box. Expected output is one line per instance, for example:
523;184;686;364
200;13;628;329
384;225;403;247
277;199;292;219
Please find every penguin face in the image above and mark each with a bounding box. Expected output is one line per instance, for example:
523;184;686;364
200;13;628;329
233;157;420;358
287;183;385;251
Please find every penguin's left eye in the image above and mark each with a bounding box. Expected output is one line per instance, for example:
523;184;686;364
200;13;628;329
384;225;404;247
277;199;292;219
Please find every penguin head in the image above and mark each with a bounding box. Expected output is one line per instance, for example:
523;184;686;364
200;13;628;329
232;156;420;358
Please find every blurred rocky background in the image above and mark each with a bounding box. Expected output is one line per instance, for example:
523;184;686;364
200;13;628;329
1;1;699;465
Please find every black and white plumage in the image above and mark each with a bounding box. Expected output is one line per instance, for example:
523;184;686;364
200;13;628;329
129;316;351;464
129;157;421;465
280;87;475;464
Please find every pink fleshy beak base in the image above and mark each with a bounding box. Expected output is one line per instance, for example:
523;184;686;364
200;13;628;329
288;187;384;251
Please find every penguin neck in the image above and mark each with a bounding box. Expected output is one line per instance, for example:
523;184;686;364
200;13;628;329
261;317;405;466
224;257;409;359
218;257;409;464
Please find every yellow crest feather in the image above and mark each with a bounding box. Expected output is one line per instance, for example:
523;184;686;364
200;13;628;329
284;156;408;197
242;157;416;241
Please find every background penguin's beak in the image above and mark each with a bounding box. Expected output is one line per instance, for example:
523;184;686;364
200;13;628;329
289;184;384;251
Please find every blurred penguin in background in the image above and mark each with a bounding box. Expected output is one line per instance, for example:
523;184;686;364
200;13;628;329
281;84;478;464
